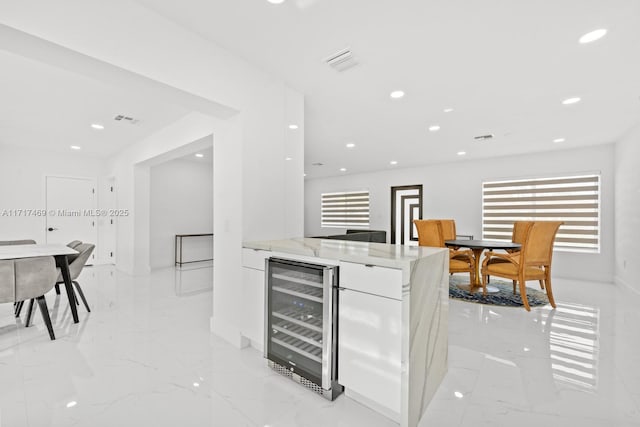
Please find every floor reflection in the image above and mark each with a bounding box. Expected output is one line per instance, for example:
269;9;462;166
174;262;213;296
546;302;600;391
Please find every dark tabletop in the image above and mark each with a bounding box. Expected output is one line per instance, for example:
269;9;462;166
444;239;521;250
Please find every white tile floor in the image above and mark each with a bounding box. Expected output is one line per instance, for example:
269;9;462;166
1;265;639;427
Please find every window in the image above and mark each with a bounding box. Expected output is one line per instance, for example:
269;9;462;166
482;174;600;252
321;190;370;228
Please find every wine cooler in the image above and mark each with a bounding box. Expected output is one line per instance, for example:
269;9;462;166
265;257;343;400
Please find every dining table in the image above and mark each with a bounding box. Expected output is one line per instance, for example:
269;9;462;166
444;239;521;293
0;243;80;323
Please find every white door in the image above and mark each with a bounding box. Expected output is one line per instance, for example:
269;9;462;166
46;176;97;262
338;288;402;417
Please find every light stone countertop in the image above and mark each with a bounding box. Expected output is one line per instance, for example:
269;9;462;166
0;244;77;260
243;237;446;269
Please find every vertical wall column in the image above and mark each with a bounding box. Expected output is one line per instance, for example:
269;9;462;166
212;115;247;347
284;86;304;237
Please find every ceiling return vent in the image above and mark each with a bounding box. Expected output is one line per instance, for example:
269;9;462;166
474;134;494;141
324;48;358;72
114;114;140;125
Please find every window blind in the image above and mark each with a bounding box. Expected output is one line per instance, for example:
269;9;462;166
321;190;370;228
482;174;600;252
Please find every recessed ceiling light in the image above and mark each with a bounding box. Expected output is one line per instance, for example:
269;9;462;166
304;173;307;177
340;168;347;172
443;108;454;113
390;90;405;99
457;151;466;156
346;143;356;148
70;145;81;150
390;160;398;165
267;0;285;4
454;392;464;399
429;125;441;132
66;401;77;408
195;153;204;158
562;97;581;105
579;28;607;44
91;124;104;130
288;124;299;130
285;157;292;161
553;138;566;143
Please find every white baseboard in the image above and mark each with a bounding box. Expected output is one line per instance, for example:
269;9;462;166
344;388;400;424
91;258;116;266
248;339;264;354
210;316;249;349
615;275;640;295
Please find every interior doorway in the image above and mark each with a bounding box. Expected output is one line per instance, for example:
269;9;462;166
146;138;214;270
390;184;423;246
45;176;98;262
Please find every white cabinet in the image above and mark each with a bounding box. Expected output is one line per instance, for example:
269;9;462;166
338;264;403;419
242;267;265;347
242;248;269;270
340;261;403;300
241;249;269;350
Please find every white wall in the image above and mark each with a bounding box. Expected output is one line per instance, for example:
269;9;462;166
149;158;213;269
106;113;216;275
306;144;615;282
0;144;106;247
2;1;305;348
614;125;640;292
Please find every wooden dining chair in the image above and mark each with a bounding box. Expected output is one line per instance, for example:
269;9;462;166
414;219;476;283
511;221;544;290
436;219;472;262
481;221;563;311
486;221;537;288
438;219;457;241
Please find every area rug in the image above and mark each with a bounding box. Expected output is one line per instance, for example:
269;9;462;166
449;275;549;307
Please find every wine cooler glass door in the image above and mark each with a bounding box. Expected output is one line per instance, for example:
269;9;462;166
266;258;328;386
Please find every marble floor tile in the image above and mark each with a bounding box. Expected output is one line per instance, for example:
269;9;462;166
1;267;640;426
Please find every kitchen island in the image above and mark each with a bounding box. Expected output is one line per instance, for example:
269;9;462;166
242;238;449;427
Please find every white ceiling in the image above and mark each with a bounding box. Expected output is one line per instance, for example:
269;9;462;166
136;0;640;178
178;146;214;164
0;49;191;158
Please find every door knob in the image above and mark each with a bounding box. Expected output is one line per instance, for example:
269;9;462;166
47;227;58;231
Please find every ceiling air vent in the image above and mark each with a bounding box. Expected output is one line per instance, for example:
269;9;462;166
311;162;324;166
474;134;494;141
324;48;358;72
114;115;140;125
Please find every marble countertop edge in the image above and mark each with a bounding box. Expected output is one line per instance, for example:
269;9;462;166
243;238;446;269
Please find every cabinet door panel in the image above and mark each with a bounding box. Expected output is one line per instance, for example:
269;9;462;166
339;261;402;300
242;248;269;270
338;289;402;414
242;267;265;349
